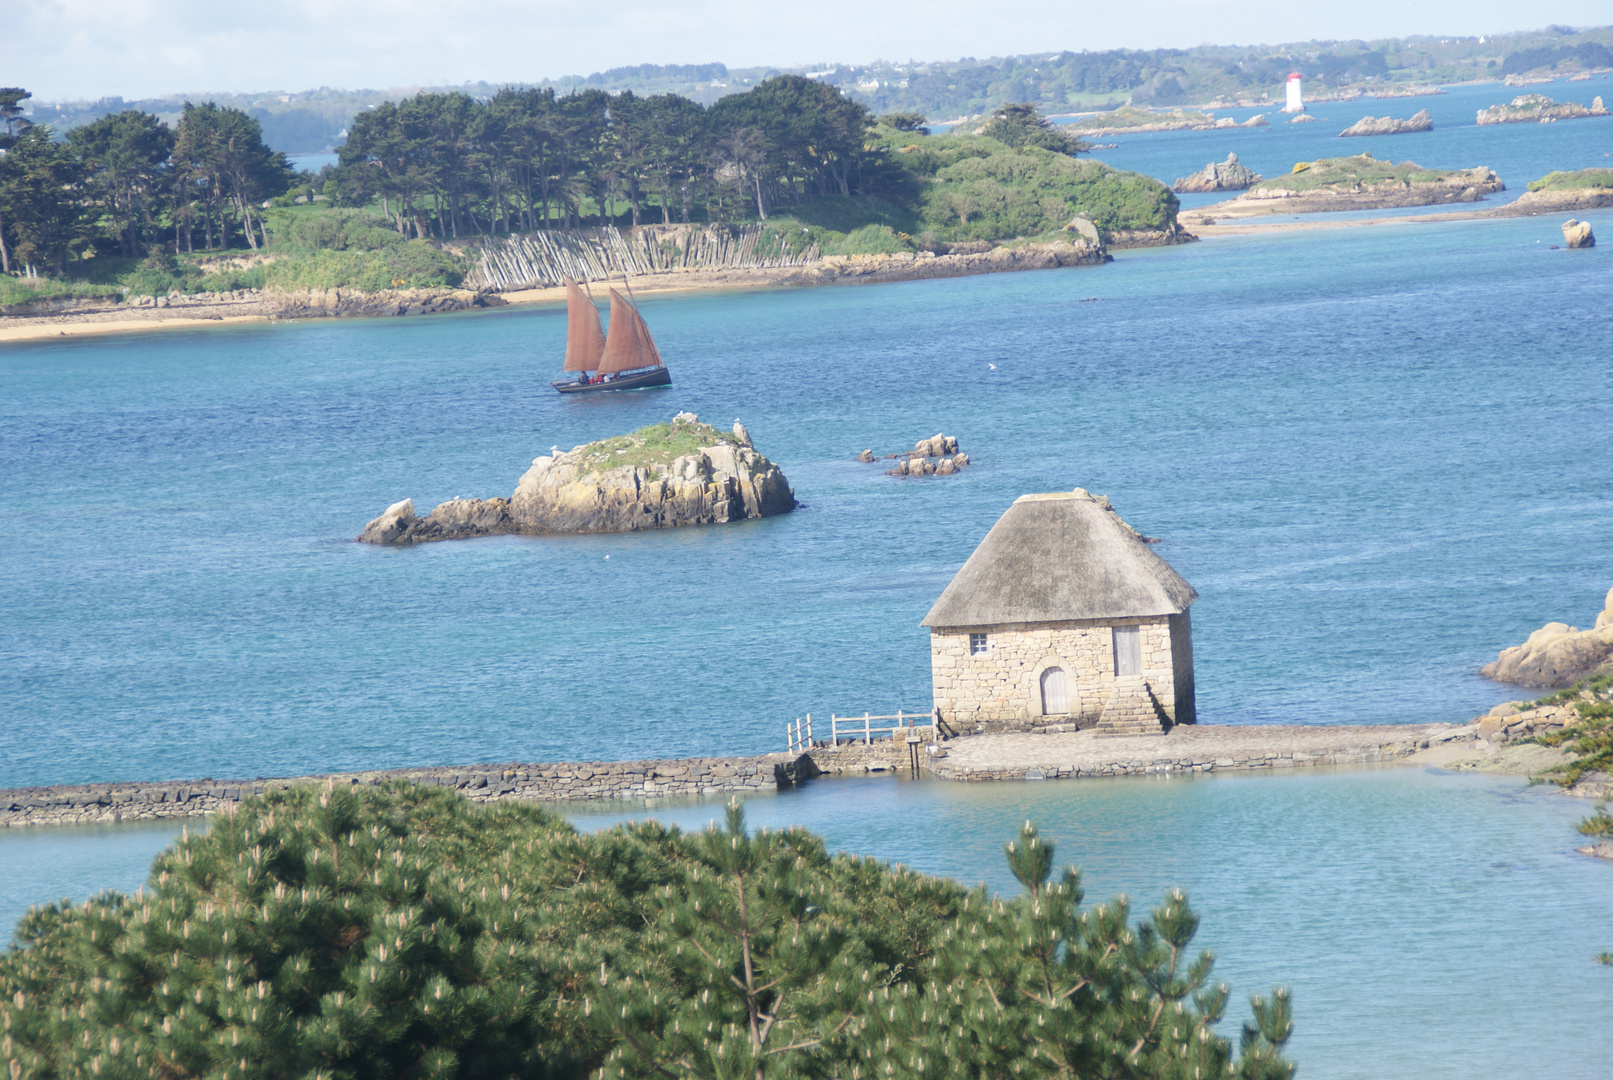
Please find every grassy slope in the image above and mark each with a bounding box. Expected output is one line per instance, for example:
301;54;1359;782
1259;155;1474;192
1528;168;1613;192
573;419;743;479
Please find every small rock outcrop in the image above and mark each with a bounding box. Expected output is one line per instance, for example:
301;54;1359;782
1480;589;1613;687
1173;153;1262;193
879;433;969;477
1338;110;1433;137
358;415;795;545
1563;219;1596;248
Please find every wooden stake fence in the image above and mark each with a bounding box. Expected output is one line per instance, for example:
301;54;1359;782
466;224;822;292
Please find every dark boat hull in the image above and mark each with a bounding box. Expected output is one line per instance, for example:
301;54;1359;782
551;367;672;394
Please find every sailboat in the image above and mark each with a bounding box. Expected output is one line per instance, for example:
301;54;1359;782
550;277;672;394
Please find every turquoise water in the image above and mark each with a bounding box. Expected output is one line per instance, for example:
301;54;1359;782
4;211;1613;788
3;767;1608;1080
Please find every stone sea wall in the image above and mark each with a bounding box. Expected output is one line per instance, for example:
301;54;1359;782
0;755;815;830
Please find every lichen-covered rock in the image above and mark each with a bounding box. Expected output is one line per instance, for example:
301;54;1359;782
509;437;793;533
358;416;794;545
1562;218;1596;248
1480;589;1613;686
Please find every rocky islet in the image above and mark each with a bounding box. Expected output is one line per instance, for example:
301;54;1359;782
358;414;796;544
1337;109;1434;137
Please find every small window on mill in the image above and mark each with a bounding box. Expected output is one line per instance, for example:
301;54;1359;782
970;633;989;655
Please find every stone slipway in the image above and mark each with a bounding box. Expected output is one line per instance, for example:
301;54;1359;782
926;723;1482;780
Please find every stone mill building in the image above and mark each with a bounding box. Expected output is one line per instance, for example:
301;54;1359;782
922;489;1197;735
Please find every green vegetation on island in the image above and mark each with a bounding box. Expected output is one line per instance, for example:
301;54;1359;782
1064;107;1217;133
0;782;1299;1080
2;82;1175;310
576;417;746;477
1526;168;1613;193
1264;155;1471;192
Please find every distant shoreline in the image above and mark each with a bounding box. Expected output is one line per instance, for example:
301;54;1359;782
2;196;1605;344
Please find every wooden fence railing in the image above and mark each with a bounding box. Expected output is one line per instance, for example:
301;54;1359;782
465;224;821;292
785;710;937;754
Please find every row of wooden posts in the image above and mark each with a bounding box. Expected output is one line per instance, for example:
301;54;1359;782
785;711;937;756
466;224;823;292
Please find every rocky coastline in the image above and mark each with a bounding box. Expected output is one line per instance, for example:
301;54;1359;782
1338;110;1433;137
359;414;795;544
0;286;502;325
0;238;1123;344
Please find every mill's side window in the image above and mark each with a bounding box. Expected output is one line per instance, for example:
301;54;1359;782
970;633;989;655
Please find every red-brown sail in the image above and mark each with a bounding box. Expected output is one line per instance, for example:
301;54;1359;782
562;277;606;372
596;289;664;375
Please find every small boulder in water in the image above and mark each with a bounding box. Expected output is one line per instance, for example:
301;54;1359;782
1563;219;1595;248
856;449;875;463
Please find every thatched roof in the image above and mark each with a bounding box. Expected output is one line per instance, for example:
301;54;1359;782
922;491;1197;628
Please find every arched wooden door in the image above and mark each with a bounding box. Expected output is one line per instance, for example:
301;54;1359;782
1040;667;1068;715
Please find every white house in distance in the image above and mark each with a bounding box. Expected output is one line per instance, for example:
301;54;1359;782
1283;72;1305;113
921;489;1197;736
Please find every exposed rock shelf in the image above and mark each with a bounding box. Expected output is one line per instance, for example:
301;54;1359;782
1338;110;1433;137
358;414;795;545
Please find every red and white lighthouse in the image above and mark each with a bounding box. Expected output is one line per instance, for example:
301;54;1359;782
1283;72;1305;113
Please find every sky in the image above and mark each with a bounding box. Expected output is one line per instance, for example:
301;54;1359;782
7;0;1612;102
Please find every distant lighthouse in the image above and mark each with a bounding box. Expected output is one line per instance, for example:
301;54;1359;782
1283;72;1305;113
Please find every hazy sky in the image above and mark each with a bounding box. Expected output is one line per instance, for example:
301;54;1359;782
8;0;1611;101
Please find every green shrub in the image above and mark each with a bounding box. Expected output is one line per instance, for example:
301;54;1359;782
919;148;1177;238
265;207;405;254
0;784;1297;1080
827;223;916;255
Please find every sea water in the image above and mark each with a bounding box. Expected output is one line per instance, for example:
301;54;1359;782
3;104;1612;1079
4;212;1611;788
2;767;1608;1080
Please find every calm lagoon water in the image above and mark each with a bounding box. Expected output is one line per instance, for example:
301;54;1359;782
3;767;1609;1080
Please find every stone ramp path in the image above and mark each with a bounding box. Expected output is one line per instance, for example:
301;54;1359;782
928;723;1477;781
